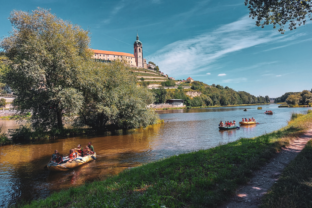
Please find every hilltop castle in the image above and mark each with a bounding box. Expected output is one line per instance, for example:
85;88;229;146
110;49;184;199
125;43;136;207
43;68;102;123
92;34;148;69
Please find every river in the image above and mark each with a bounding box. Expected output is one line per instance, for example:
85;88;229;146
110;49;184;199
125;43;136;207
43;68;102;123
0;104;310;207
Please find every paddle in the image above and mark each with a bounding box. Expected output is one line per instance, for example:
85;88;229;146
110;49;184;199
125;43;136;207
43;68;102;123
91;156;96;160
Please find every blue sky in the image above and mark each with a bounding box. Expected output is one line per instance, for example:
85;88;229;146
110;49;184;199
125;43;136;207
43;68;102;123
0;0;311;97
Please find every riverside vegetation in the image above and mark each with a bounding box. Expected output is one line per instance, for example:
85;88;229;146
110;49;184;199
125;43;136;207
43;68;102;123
275;89;312;107
0;9;158;138
19;110;312;208
152;81;270;107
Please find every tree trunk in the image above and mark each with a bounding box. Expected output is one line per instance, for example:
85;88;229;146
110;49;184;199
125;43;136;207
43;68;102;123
56;109;63;129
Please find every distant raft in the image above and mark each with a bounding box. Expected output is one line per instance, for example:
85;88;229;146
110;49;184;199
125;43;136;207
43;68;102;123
47;153;96;172
219;126;239;130
239;121;257;125
265;111;273;115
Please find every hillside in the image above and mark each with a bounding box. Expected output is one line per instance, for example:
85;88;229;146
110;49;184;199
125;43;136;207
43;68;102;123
151;81;270;107
129;68;170;87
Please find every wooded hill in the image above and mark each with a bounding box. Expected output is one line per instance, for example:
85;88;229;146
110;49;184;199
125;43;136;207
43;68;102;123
151;81;270;107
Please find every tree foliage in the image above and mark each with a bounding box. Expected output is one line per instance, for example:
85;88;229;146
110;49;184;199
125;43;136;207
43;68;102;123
275;92;300;103
245;0;312;33
1;8;158;131
155;81;269;107
0;55;10;93
76;61;158;130
0;98;6;107
1;8;90;130
282;89;312;105
161;80;175;87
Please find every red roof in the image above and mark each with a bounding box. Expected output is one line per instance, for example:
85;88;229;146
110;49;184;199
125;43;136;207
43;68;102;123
92;49;134;58
186;77;193;80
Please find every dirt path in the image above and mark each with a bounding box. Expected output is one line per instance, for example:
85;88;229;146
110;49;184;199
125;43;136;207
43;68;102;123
220;129;312;208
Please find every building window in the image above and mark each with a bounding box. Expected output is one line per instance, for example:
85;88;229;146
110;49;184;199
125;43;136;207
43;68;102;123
139;48;141;52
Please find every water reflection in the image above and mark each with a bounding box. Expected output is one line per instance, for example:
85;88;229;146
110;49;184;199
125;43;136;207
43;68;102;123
0;105;311;207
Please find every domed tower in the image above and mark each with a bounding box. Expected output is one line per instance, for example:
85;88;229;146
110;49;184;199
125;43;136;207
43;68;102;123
134;33;143;68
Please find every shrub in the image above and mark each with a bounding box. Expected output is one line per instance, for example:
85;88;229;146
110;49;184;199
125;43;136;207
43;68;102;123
0;98;6;107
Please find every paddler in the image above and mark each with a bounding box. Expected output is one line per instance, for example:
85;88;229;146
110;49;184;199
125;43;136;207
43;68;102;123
76;144;83;156
88;142;94;154
50;150;58;162
54;153;63;164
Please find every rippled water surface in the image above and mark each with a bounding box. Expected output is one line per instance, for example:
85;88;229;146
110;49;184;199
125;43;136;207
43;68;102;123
0;104;311;207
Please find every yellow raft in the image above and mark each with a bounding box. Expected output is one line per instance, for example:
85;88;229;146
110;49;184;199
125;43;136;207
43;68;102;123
239;121;257;125
47;153;96;172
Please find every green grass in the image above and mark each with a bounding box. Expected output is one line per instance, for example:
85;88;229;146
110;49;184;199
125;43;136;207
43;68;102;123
260;139;312;208
0;112;31;120
20;111;312;208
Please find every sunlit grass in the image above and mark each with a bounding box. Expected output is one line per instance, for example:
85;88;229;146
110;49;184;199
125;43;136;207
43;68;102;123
20;110;312;208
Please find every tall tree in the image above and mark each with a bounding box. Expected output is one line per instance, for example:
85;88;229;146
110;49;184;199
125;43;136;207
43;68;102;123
245;0;312;33
1;8;91;130
77;61;158;130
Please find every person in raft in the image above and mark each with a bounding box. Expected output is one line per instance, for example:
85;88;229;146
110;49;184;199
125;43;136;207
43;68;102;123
233;120;236;126
219;121;224;127
50;150;59;162
68;149;76;162
88;142;94;154
75;144;83;156
53;152;63;164
252;117;255;121
83;146;91;156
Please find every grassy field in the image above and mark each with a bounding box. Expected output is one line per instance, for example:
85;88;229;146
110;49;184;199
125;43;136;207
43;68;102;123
261;139;312;208
20;111;312;208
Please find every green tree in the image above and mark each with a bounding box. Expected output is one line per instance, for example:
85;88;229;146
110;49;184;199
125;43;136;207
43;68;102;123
286;94;301;105
200;94;213;106
1;8;91;130
300;90;312;105
152;87;167;103
154;66;159;72
161;80;175;87
191;97;203;107
0;98;6;107
245;0;312;33
0;56;10;93
77;61;158;130
265;95;270;103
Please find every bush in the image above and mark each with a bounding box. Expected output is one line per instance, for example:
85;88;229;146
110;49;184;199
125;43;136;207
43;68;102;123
161;80;175;87
0;98;6;107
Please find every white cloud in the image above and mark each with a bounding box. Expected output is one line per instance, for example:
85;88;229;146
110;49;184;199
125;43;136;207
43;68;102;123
263;38;312;52
223;78;247;83
276;75;282;77
206;72;211;75
218;73;226;76
147;15;285;76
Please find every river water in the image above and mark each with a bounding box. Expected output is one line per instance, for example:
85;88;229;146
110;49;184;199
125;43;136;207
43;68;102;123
0;104;310;207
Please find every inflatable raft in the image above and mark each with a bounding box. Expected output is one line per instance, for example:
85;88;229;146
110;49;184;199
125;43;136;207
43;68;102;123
219;126;239;130
265;112;273;115
239;121;257;125
47;153;96;172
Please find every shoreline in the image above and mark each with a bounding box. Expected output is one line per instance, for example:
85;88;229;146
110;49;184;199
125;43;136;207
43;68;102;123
20;110;312;208
154;103;271;111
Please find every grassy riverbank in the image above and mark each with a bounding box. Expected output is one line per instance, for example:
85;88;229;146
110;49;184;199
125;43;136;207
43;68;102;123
20;110;312;208
261;139;312;208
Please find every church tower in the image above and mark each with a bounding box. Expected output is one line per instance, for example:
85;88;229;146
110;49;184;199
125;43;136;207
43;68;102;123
134;33;143;68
